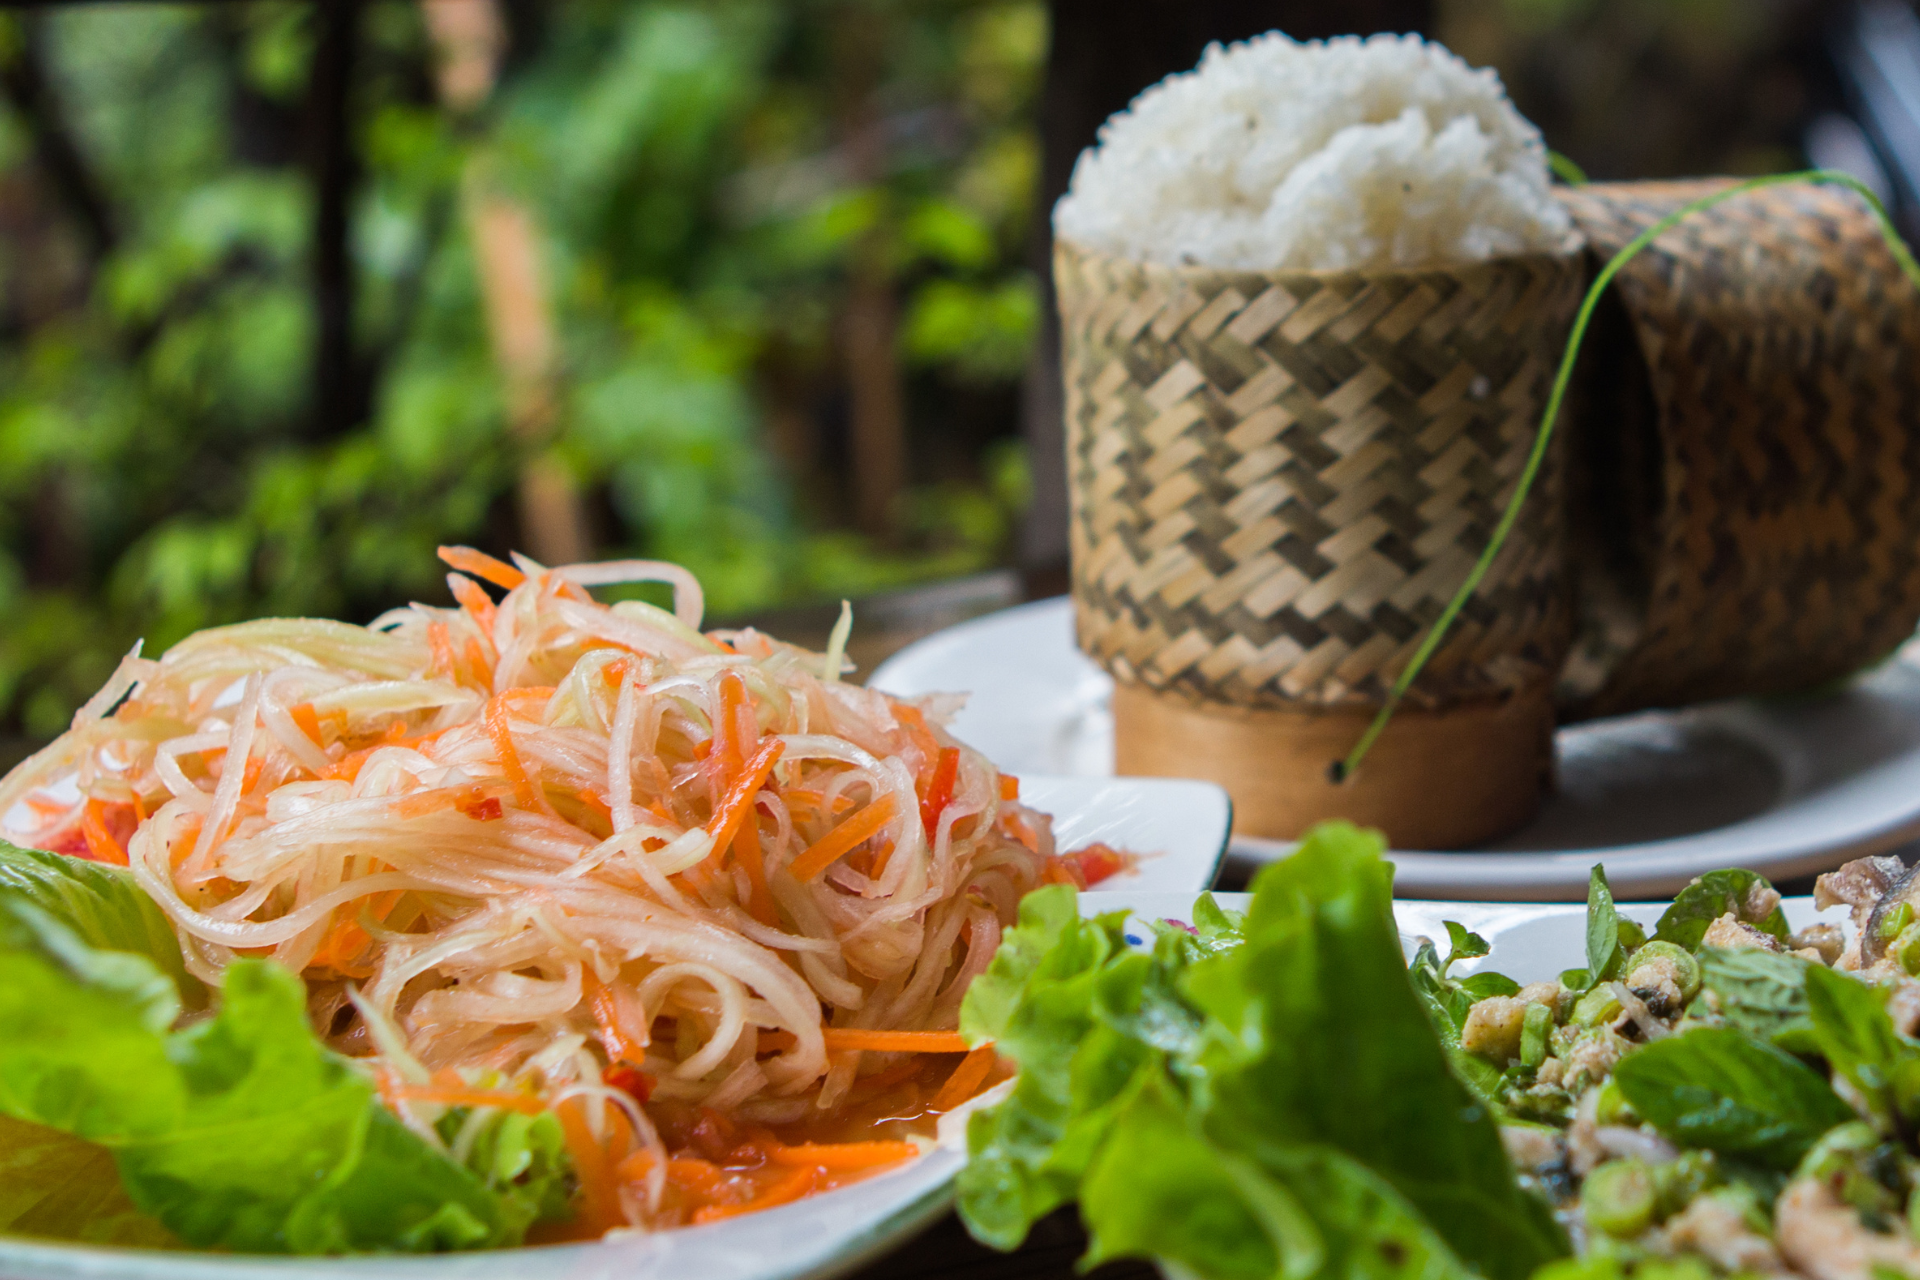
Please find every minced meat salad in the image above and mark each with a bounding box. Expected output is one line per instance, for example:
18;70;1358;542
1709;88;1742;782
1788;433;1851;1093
953;823;1920;1280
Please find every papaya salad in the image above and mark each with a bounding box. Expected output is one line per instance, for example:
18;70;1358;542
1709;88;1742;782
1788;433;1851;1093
0;548;1127;1253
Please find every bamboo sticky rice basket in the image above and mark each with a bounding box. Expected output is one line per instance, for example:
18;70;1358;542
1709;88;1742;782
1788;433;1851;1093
1057;238;1585;847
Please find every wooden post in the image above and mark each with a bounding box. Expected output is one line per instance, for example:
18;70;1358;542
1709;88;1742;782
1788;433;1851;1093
420;0;591;567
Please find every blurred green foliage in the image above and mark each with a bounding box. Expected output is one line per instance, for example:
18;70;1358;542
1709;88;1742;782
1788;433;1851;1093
0;0;1045;736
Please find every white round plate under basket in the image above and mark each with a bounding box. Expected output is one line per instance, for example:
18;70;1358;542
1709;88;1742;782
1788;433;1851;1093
870;597;1920;902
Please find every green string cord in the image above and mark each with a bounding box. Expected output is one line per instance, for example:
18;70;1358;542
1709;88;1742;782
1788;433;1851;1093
1336;168;1920;783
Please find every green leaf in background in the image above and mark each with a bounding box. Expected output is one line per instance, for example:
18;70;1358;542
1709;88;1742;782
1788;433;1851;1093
0;1115;175;1247
1183;823;1567;1280
1653;871;1790;951
1696;947;1812;1047
1585;864;1620;988
1612;1026;1853;1168
0;845;564;1253
1803;963;1920;1135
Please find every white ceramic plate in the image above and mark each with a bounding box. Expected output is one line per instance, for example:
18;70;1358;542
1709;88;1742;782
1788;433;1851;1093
873;597;1920;901
0;776;1229;1280
1079;890;1849;983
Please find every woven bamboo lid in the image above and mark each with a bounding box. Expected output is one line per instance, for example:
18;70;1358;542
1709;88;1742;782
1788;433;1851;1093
1557;180;1920;718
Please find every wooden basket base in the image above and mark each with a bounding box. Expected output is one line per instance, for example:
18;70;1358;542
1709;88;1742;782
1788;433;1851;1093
1112;684;1553;850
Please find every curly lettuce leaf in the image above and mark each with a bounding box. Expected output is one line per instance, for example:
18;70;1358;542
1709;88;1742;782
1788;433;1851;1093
0;843;202;1009
0;844;565;1253
956;822;1568;1280
1184;822;1567;1280
0;1116;175;1247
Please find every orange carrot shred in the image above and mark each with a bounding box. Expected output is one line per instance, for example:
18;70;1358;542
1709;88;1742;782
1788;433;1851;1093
556;1098;625;1235
447;572;498;634
437;545;525;590
999;774;1019;801
706;738;784;851
767;1141;921;1171
587;971;647;1066
80;799;129;866
929;1043;998;1112
289;702;325;747
691;1164;818;1223
732;819;778;928
790;793;898;883
819;1028;969;1054
486;697;543;812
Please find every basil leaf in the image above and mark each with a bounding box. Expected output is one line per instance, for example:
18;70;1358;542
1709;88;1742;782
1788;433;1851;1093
1613;1026;1853;1168
1697;947;1812;1046
1804;964;1920;1133
1655;870;1790;950
1443;921;1490;970
1585;864;1620;988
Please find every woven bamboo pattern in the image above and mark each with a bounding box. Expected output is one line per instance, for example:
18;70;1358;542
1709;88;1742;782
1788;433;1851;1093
1059;238;1585;710
1557;180;1920;719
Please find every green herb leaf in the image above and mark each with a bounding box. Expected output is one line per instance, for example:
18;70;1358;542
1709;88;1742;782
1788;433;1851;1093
1654;871;1789;951
1585;865;1620;987
1443;921;1490;971
1804;964;1920;1134
1696;947;1812;1046
1613;1026;1853;1168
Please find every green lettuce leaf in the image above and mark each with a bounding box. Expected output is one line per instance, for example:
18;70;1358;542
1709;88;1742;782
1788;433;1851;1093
1183;822;1566;1280
0;844;566;1253
957;823;1570;1280
1612;1026;1852;1168
0;1115;175;1247
0;843;202;1009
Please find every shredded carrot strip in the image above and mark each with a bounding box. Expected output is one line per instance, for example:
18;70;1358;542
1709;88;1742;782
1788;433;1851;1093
289;702;325;747
820;1028;969;1054
80;799;129;866
999;774;1019;801
447;572;498;636
733;819;778;928
714;670;747;782
768;1141;921;1171
463;636;493;686
426;621;457;683
706;738;784;850
920;747;959;839
556;1097;625;1234
391;1083;546;1115
867;840;898;882
502;685;556;703
240;755;264;792
486;697;542;811
929;1043;998;1112
437;545;525;590
692;1164;818;1223
790;793;898;883
587;971;646;1066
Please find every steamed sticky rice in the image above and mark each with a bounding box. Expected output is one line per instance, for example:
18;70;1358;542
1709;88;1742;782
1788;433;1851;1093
1054;33;1578;271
